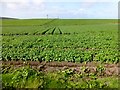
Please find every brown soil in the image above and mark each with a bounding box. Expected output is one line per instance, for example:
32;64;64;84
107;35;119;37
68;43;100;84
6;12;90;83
1;61;119;76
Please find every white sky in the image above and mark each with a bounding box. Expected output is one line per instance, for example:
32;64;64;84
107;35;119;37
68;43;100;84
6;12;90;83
0;0;119;19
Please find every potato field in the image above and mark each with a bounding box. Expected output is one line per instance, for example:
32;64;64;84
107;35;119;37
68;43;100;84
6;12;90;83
1;19;119;89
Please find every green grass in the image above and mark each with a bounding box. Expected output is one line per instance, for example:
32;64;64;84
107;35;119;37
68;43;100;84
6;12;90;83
2;19;117;34
2;19;52;26
97;77;118;88
2;19;117;25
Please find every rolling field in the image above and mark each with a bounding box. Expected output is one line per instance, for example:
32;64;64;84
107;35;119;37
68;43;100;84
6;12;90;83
1;19;119;89
2;19;119;63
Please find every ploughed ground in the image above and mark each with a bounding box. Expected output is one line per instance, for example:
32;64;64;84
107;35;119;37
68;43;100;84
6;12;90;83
1;61;120;76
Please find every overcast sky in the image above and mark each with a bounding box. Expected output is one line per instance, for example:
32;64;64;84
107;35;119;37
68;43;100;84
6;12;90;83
0;0;119;19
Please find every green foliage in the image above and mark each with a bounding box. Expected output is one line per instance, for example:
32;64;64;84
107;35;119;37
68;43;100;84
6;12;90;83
2;67;116;89
2;66;45;88
2;19;119;63
96;65;105;76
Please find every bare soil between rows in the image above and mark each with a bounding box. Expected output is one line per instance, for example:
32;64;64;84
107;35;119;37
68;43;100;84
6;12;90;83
1;61;120;76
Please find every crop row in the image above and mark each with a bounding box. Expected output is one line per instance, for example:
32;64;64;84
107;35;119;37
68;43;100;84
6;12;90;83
2;27;64;36
2;32;119;63
2;47;119;63
2;33;118;49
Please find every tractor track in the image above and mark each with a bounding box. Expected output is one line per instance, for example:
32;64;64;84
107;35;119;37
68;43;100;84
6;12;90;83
2;19;65;36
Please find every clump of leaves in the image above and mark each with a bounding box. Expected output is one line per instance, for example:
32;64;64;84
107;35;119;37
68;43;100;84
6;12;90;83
2;66;45;89
11;66;39;88
96;65;105;76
